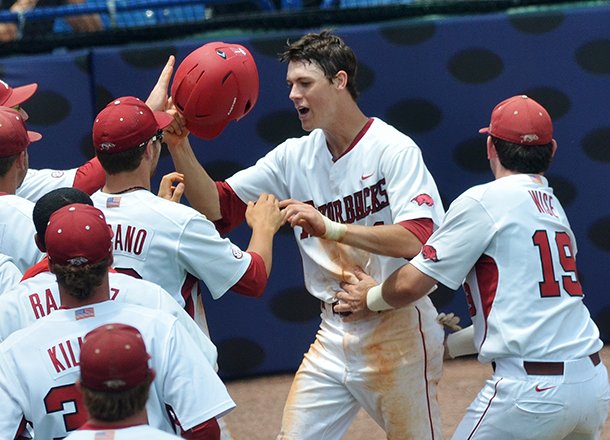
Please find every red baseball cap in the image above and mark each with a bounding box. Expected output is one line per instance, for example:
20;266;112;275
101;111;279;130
0;80;37;108
46;203;113;267
93;96;173;154
0;106;42;158
80;323;152;393
479;95;553;145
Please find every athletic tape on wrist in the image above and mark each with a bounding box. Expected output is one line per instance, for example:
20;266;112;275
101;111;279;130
366;283;394;311
321;215;347;241
446;325;476;358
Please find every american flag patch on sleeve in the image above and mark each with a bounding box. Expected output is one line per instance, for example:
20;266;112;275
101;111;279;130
75;307;95;320
106;196;121;208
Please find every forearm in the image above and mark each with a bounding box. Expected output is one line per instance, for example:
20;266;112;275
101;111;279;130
246;228;276;277
368;264;436;310
340;223;424;258
166;139;222;220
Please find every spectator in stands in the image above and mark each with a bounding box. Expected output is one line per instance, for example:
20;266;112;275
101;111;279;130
0;0;101;42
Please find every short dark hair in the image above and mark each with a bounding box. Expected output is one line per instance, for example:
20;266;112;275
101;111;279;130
51;258;111;300
492;136;554;174
0;153;19;177
33;187;93;250
81;377;151;422
96;144;146;175
279;30;360;100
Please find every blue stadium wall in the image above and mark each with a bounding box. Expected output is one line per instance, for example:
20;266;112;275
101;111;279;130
3;3;610;378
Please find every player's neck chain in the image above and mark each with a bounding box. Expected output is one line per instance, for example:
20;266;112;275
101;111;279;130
111;186;148;194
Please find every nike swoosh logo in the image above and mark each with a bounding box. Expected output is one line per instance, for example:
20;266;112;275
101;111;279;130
361;173;374;180
535;385;556;392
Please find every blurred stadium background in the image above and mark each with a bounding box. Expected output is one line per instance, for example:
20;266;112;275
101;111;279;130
2;0;610;380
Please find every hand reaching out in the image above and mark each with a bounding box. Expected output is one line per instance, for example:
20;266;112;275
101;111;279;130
157;172;185;203
246;193;285;234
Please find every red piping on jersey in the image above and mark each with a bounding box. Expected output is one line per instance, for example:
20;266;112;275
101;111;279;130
466;379;502;439
332;118;374;162
474;255;498;351
182;273;199;319
416;305;436;440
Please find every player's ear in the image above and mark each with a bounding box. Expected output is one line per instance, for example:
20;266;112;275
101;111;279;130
34;233;46;252
486;136;496;160
333;70;348;90
550;139;558;157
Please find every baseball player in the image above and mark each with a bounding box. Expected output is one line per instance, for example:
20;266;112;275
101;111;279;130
0;106;45;272
0;79;106;201
167;31;446;439
64;323;181;439
89;96;284;323
0;203;234;439
1;61;178;203
0;252;21;290
336;95;610;440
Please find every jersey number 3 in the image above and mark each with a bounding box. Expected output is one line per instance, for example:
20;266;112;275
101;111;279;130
532;230;582;297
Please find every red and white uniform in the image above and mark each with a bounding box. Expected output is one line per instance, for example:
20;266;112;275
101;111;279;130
90;189;253;317
411;174;609;439
223;118;446;439
17;158;105;202
0;253;21;291
0;271;218;366
0;300;235;439
66;424;181;439
0;193;44;272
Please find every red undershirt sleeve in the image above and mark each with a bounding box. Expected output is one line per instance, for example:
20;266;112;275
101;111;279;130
213;181;247;236
181;418;220;440
230;251;267;298
397;218;435;247
73;157;105;195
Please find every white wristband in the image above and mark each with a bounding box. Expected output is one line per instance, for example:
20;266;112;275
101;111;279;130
321;215;347;241
446;325;477;359
366;283;394;312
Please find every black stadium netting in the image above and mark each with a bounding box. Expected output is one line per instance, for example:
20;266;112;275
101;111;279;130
0;0;602;56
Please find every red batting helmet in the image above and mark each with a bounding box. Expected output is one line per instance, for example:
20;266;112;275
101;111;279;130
171;42;259;140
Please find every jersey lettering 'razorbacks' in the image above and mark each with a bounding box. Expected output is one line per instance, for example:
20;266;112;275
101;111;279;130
110;223;152;260
47;337;83;376
307;178;389;225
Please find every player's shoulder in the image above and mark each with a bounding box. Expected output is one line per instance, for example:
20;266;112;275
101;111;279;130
366;118;421;153
0;193;35;213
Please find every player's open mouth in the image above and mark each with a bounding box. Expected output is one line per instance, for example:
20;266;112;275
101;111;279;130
298;107;309;116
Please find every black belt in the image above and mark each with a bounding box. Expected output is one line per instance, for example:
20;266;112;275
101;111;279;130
493;352;601;376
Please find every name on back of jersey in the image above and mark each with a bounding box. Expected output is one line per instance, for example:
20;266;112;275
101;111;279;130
109;223;154;261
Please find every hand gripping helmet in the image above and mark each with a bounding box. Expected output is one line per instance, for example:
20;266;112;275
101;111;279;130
171;42;259;140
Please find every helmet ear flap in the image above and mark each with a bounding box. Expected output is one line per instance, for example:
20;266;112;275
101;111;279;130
170;42;259;140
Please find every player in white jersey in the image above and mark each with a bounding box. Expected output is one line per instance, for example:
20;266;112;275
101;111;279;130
167;31;446;439
0;106;45;271
90;96;284;319
64;323;182;440
0;252;21;290
336;95;610;440
0;203;233;439
0;270;218;365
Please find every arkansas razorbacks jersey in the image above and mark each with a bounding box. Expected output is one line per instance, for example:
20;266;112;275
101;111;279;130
227;118;444;301
16;168;78;202
0;194;44;272
65;424;182;439
410;174;602;362
0;301;235;439
0;271;218;366
90;189;251;311
0;253;21;292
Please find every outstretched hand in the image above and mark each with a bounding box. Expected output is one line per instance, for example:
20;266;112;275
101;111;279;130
280;199;326;237
157;172;185;203
146;55;175;112
334;266;379;322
